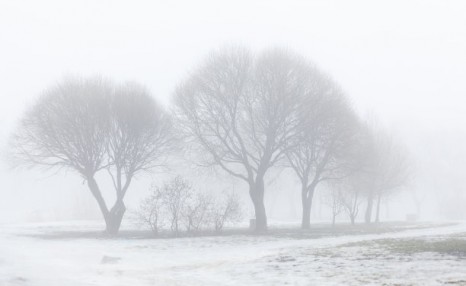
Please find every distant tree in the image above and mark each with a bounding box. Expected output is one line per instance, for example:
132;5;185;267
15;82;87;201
174;47;305;231
323;184;344;227
285;74;359;229
11;76;174;235
362;123;411;224
410;187;426;220
339;178;363;225
328;125;375;226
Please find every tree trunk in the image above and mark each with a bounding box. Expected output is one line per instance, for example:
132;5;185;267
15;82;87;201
105;200;126;235
302;199;311;229
87;176;125;236
249;177;267;232
332;215;336;227
301;184;315;229
350;214;355;225
365;192;374;224
375;194;382;223
87;177;108;216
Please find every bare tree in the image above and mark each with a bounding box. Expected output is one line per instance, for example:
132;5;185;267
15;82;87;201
375;138;410;223
174;47;305;231
104;83;174;233
326;128;376;226
362;123;411;224
323;184;344;227
285;77;360;229
11;76;174;235
339;179;363;225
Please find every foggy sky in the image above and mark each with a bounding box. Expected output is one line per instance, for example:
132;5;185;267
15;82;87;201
1;0;465;222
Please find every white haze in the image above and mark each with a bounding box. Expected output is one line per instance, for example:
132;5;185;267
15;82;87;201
0;0;465;223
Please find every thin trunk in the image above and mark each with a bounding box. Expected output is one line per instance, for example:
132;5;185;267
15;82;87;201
351;191;359;225
87;176;109;223
350;214;355;225
249;176;267;232
415;202;421;218
375;194;382;223
365;191;374;224
301;199;311;229
332;215;336;227
318;193;323;219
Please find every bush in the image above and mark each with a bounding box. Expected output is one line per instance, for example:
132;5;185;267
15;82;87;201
183;192;212;233
134;177;243;236
134;184;165;235
209;192;242;233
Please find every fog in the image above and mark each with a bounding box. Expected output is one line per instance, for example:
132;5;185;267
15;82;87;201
0;1;466;284
1;0;465;223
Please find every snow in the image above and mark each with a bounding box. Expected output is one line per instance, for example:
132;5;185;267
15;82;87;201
1;221;466;285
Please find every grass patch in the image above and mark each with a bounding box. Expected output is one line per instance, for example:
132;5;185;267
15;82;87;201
342;237;466;257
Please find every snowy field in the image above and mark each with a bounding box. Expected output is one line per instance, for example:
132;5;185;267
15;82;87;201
1;221;466;286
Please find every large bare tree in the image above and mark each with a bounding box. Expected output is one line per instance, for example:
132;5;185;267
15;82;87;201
285;76;360;229
11;76;174;235
174;47;306;231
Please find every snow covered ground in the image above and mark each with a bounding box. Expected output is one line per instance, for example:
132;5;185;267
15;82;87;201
1;221;466;286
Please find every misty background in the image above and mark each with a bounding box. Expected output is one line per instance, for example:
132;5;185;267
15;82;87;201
1;0;465;223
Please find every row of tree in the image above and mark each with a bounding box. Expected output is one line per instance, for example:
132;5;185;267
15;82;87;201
10;46;410;235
